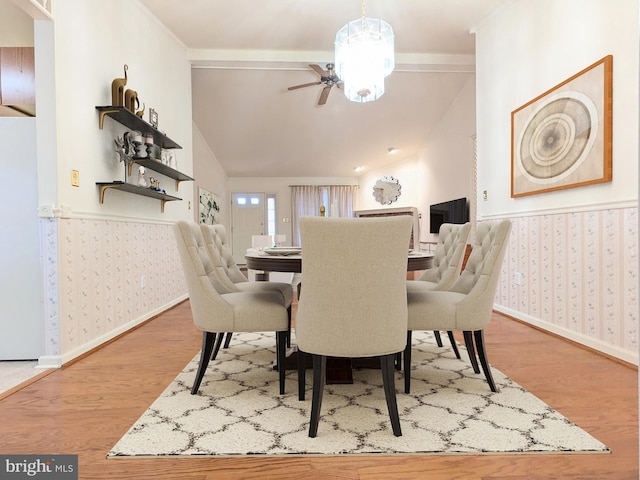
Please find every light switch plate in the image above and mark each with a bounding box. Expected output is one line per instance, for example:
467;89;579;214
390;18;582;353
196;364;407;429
71;170;80;187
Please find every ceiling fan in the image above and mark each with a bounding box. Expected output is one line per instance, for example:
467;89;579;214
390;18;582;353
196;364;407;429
288;63;343;106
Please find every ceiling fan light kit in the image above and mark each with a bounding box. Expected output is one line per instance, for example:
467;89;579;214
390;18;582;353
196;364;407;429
334;2;394;103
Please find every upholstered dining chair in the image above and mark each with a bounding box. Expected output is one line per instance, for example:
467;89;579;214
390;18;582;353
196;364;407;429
407;222;471;358
173;221;289;395
295;216;413;437
404;219;511;394
200;224;294;352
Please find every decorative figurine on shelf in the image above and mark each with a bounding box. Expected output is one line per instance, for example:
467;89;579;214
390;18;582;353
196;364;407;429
124;130;145;158
114;136;132;179
136;102;145;119
137;165;147;187
125;89;139;113
111;64;128;107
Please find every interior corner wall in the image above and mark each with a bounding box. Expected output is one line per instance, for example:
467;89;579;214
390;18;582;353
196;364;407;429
355;74;476;244
193;122;229;227
39;0;195;365
475;0;639;362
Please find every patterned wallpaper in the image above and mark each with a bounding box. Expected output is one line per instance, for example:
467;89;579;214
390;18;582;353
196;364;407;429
45;210;638;363
495;206;638;359
56;219;186;356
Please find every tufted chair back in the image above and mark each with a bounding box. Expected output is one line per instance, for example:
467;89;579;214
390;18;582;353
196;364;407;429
211;225;249;284
200;225;240;293
417;222;471;290
173;221;235;331
448;219;512;328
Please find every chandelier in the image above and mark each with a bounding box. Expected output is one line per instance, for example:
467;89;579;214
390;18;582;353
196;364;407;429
334;0;394;103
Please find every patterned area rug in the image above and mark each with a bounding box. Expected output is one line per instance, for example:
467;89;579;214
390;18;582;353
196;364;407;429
109;331;608;457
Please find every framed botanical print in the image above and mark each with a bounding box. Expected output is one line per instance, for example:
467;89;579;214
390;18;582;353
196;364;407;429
511;55;612;197
199;188;220;225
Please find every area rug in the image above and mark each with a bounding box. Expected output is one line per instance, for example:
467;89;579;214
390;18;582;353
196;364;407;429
108;331;609;457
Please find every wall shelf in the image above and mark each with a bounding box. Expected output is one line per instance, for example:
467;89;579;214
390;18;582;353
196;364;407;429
96;106;182;149
128;158;194;191
96;182;182;212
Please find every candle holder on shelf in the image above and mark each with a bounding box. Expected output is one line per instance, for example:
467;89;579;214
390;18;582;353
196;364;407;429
143;133;154;159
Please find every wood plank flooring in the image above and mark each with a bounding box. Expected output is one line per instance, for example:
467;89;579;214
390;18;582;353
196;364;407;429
0;300;637;479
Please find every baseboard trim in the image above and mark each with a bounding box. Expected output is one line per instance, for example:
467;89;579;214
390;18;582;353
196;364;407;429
494;304;638;366
37;294;188;368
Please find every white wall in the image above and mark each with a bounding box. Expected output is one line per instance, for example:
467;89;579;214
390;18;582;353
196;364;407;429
34;0;195;365
193;122;228;226
475;0;639;362
356;75;477;243
52;0;194;221
476;0;638;218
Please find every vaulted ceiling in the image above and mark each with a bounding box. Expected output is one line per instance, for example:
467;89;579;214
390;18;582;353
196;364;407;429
140;0;510;177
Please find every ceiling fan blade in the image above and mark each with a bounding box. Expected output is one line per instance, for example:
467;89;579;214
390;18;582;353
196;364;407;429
288;81;322;91
309;64;328;77
318;85;332;106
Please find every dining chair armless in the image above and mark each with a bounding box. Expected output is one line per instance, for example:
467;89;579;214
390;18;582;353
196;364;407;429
295;216;413;437
173;221;289;395
407;222;471;358
404;219;511;393
201;224;294;350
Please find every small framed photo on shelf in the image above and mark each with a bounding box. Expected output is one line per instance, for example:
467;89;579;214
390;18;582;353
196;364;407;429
149;108;158;128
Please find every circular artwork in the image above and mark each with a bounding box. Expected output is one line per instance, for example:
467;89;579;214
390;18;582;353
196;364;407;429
516;91;598;184
373;176;401;205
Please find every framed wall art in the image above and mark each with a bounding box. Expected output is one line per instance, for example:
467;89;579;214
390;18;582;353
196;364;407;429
199;187;220;225
511;55;612;197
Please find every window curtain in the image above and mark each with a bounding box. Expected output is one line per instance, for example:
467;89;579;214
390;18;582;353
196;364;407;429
328;185;358;218
291;186;323;246
291;185;358;246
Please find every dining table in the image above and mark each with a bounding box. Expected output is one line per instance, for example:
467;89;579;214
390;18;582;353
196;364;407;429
245;247;434;384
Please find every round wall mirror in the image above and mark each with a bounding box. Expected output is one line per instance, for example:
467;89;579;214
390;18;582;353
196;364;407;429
372;176;402;205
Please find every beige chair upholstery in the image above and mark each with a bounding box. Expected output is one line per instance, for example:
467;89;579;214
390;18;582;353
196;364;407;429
201;224;294;350
295;216;413;437
173;221;289;395
404;219;512;393
201;224;293;306
407;222;471;357
408;222;471;291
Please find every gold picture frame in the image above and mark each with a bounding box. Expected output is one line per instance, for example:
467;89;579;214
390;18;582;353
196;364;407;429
511;55;612;198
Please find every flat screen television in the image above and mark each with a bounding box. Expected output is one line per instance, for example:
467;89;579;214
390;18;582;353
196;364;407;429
429;197;469;234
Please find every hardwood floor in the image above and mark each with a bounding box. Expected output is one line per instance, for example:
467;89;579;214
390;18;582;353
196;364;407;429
1;300;637;480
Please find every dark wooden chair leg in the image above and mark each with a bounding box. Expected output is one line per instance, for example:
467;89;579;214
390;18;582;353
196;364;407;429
286;305;292;348
309;354;326;438
404;331;413;394
463;330;480;373
223;332;233;348
210;332;225;360
277;330;287;395
474;330;498;392
297;349;306;401
192;331;216;395
447;331;461;359
433;330;444;347
381;353;402;436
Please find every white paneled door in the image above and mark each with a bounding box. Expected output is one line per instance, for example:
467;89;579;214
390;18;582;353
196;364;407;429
231;193;266;265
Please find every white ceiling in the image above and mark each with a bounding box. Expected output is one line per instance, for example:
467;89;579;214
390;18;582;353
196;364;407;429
140;0;510;177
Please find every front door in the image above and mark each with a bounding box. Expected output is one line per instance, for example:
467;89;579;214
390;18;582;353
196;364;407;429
231;192;266;265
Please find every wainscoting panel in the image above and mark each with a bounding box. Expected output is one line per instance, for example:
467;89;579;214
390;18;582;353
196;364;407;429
58;219;186;357
495;206;638;361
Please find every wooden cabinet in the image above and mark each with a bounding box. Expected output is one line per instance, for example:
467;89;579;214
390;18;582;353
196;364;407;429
95;106;193;211
0;47;36;115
